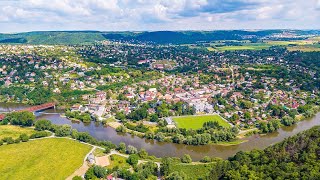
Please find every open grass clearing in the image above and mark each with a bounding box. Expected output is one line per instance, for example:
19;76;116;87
0;138;92;180
0;125;36;139
171;163;216;180
172;115;230;130
107;154;131;170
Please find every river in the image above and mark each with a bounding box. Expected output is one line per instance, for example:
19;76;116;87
1;103;319;161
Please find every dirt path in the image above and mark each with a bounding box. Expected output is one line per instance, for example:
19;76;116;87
107;121;122;129
66;146;96;180
66;162;90;180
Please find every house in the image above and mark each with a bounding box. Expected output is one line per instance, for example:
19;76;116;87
138;59;149;65
87;153;95;165
71;104;82;111
107;174;114;180
193;102;214;113
0;114;5;121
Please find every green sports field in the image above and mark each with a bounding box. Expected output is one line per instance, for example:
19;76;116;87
0;138;92;180
172;115;230;130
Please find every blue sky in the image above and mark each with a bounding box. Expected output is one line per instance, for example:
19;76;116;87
0;0;319;32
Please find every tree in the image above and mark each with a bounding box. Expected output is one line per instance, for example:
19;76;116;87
165;171;186;180
84;167;95;180
127;145;138;154
6;111;35;127
207;161;230;180
161;157;173;176
115;111;126;121
72;176;82;180
230;113;239;122
150;113;159;122
93;165;107;178
117;142;126;153
180;154;192;163
172;134;185;144
244;112;251;120
138;149;148;159
35;119;52;131
127;154;139;166
55;124;72;137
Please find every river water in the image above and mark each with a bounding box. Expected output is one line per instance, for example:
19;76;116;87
1;103;319;161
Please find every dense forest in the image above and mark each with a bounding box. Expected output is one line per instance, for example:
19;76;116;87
207;126;320;179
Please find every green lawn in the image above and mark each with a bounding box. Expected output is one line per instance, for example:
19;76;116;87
0;125;36;139
107;154;131;170
0;138;92;180
172;163;215;180
172;115;230;130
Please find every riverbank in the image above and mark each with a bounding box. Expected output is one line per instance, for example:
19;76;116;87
2;103;320;161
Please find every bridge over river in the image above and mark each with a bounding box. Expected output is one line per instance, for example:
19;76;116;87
0;102;55;121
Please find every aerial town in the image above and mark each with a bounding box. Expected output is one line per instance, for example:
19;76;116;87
0;29;320;180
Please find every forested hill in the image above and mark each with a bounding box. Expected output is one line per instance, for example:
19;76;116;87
0;30;319;45
208;126;320;179
102;30;284;44
0;31;106;45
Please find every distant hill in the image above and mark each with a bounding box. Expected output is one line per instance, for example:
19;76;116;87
103;30;282;44
0;31;106;45
0;30;319;45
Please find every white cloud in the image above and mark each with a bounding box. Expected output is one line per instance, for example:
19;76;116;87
0;0;319;32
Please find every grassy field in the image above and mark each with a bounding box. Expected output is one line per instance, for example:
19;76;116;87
205;39;320;52
214;44;270;51
172;163;215;180
0;138;92;180
0;125;36;139
206;47;216;51
172;115;230;130
107;154;130;170
287;45;320;52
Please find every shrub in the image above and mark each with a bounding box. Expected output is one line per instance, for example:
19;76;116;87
117;142;126;153
180;154;192;163
200;156;211;163
116;125;126;133
3;137;14;144
14;138;20;143
30;131;51;139
104;147;111;154
20;133;29;142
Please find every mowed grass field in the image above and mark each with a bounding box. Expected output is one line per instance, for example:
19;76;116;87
0;125;36;139
173;115;230;130
0;138;92;180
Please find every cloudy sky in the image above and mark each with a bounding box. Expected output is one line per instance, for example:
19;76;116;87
0;0;319;32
